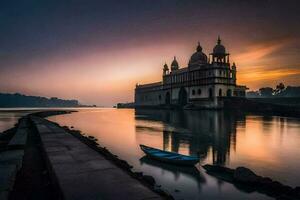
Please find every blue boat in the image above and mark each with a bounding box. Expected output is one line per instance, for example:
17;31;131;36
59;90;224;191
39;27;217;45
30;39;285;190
140;144;199;166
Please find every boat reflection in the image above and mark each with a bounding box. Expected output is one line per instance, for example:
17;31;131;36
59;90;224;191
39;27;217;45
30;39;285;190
135;109;246;165
140;156;206;188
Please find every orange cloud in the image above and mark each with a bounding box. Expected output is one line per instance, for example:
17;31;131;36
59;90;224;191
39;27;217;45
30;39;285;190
239;68;300;82
232;37;300;89
236;44;282;63
233;37;293;67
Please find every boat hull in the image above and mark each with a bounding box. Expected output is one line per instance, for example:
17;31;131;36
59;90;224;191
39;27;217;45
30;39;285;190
140;145;199;166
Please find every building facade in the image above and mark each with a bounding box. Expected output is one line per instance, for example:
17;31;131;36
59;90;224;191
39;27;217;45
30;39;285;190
135;37;247;109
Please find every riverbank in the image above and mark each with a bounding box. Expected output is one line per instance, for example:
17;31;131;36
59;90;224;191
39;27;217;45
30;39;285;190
0;110;172;200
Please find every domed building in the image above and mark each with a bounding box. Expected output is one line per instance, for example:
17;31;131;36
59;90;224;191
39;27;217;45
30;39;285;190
135;37;247;109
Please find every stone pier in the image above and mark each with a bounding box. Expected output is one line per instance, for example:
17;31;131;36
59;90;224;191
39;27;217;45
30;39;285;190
30;116;163;200
0;118;28;199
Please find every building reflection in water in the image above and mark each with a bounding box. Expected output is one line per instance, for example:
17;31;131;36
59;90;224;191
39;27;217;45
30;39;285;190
135;109;246;165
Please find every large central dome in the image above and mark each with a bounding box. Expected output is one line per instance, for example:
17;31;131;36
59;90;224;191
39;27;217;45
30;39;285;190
188;42;208;67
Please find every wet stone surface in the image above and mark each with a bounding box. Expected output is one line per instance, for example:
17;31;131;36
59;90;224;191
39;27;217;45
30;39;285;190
31;116;163;200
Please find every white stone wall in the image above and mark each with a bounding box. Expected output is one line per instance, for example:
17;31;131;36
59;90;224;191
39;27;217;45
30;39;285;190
135;83;239;106
187;84;237;100
135;91;162;106
189;85;211;98
214;85;235;97
171;88;180;100
135;90;172;106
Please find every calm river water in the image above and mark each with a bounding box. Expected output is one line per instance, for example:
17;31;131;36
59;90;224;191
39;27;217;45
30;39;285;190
48;108;300;200
0;109;36;132
1;108;300;199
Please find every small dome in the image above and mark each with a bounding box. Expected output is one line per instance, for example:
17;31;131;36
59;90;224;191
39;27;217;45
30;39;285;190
171;56;179;70
213;36;226;56
189;42;208;66
163;63;169;71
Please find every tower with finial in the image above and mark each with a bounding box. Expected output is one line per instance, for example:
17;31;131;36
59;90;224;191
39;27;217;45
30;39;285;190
217;35;221;45
231;62;236;80
210;35;229;64
197;42;202;52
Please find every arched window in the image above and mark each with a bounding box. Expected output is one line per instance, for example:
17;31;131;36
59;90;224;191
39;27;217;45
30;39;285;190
219;89;222;97
178;87;188;106
192;90;195;95
198;89;201;95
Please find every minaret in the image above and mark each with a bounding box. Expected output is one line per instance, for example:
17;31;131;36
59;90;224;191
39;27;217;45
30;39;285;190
232;62;237;83
163;62;169;76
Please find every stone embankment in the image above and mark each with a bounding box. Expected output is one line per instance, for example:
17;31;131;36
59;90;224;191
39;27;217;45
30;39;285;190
203;164;300;200
0;110;172;200
0;118;28;199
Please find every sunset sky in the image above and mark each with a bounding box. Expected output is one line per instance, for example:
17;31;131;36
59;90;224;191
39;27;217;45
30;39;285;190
0;0;300;106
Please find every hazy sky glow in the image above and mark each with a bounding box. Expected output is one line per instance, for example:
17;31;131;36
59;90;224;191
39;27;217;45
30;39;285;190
1;0;300;106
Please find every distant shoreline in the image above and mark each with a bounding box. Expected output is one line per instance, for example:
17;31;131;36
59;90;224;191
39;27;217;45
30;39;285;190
0;106;96;112
0;92;97;108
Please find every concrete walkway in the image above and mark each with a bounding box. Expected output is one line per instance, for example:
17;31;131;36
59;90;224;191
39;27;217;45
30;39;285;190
0;118;28;200
30;116;162;200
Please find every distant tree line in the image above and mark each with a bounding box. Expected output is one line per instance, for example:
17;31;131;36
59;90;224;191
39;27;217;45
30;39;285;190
0;93;80;107
247;83;300;98
115;102;135;108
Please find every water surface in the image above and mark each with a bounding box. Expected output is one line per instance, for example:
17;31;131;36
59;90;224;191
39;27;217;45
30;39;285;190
48;108;300;200
0;110;35;132
0;108;79;132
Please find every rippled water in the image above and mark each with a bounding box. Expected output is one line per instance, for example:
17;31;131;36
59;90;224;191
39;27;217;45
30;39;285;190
46;108;300;200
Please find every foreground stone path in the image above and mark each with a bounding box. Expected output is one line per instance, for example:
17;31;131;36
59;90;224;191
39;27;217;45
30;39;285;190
0;118;28;199
30;116;162;200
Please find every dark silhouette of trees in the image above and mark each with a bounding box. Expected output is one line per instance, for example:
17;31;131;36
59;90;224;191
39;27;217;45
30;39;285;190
274;83;285;95
246;91;259;98
247;83;300;98
0;93;80;107
259;87;273;97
